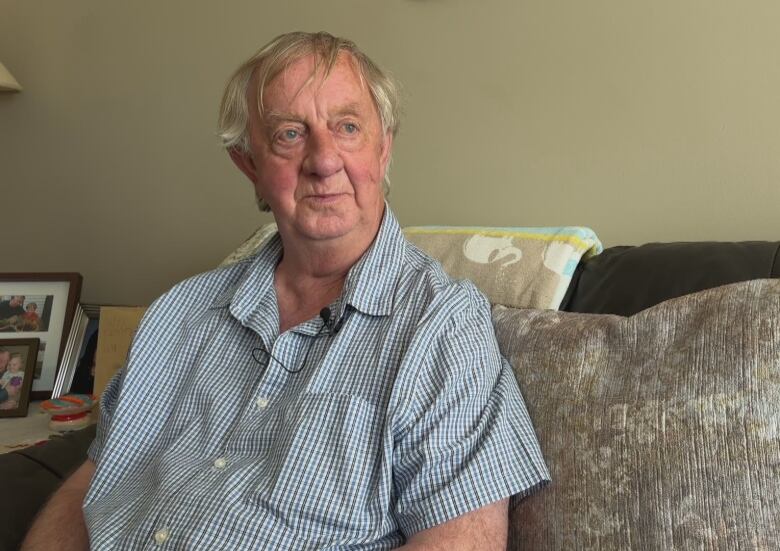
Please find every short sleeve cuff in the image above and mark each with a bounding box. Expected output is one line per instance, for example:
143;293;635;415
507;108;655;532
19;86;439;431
398;467;550;536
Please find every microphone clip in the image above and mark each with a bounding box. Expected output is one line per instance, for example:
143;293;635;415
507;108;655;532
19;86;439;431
319;307;349;335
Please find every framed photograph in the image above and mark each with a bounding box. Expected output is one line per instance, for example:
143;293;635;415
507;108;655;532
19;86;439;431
0;338;40;417
0;273;82;399
52;304;100;398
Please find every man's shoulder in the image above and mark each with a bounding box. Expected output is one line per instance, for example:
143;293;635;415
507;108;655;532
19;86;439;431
147;257;256;321
124;257;259;370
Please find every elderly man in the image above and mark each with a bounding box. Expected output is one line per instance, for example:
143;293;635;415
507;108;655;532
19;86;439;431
23;32;548;550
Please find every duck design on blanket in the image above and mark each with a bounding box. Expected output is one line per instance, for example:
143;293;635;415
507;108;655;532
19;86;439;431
462;235;524;267
404;227;602;310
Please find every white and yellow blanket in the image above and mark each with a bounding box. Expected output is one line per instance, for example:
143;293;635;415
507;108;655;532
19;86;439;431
404;226;602;309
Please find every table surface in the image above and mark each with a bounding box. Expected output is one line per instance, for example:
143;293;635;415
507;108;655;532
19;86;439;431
0;401;56;453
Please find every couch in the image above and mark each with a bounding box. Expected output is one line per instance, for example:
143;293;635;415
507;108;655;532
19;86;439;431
2;239;778;550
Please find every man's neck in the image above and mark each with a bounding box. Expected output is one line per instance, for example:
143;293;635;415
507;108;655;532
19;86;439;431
273;220;382;333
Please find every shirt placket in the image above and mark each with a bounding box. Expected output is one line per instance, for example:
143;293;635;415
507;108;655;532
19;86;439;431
134;323;317;548
252;331;304;410
201;331;306;479
139;335;283;549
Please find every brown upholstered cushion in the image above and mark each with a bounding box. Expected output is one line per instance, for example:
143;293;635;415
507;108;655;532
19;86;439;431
562;241;780;316
493;280;780;550
18;423;96;478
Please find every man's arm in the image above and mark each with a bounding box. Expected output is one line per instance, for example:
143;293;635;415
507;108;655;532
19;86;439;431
400;498;508;551
21;459;95;551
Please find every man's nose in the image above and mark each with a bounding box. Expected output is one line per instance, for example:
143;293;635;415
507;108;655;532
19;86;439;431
302;129;344;177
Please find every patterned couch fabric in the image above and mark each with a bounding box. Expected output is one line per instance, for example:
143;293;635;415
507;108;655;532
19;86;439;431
493;280;780;550
221;223;602;310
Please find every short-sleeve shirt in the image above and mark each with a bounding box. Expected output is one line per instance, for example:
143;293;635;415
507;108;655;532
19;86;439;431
84;206;549;550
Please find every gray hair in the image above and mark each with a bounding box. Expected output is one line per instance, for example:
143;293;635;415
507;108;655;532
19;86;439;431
218;31;401;212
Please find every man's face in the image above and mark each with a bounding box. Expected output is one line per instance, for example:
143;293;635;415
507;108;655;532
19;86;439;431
10;296;23;308
231;53;392;244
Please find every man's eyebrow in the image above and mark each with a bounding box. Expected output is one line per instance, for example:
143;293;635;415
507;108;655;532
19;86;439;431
264;111;304;127
263;103;367;128
332;103;365;118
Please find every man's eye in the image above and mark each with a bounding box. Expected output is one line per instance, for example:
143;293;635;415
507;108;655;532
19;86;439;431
342;123;358;135
282;129;299;140
275;128;303;144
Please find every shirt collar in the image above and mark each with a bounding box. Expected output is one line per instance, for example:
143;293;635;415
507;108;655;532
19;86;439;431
214;233;283;338
340;203;404;318
214;202;404;328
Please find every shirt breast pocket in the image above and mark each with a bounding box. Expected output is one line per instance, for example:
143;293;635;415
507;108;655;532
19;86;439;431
267;392;384;534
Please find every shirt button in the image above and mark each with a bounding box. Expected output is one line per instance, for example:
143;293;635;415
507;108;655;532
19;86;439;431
153;527;170;544
213;457;227;469
256;397;269;409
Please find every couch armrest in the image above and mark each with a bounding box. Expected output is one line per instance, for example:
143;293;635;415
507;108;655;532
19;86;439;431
17;424;96;479
0;425;96;550
0;452;63;550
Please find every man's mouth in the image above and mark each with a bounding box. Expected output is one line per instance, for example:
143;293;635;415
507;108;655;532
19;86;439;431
307;193;346;203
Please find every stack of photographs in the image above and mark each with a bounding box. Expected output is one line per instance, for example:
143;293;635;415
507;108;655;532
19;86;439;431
52;304;100;398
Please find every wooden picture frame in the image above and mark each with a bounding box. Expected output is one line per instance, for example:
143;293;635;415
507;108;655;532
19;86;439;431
0;273;82;400
0;338;40;417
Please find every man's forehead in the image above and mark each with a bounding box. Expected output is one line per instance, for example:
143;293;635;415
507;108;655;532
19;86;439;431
254;53;372;115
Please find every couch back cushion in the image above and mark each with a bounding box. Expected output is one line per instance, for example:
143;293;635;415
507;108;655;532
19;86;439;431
493;279;780;550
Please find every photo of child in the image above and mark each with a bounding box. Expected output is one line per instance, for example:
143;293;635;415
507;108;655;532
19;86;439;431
0;349;10;404
0;352;26;410
0;340;39;417
24;303;40;324
0;295;52;333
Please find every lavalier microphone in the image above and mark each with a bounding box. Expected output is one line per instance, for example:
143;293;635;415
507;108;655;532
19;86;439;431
319;307;349;335
252;307;351;374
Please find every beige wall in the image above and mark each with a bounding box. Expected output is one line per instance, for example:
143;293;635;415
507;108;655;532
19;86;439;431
1;1;778;305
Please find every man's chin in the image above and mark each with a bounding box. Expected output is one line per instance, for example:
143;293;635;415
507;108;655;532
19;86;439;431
295;215;357;243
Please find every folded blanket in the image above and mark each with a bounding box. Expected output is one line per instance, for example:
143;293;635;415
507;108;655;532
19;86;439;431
220;223;279;268
404;226;602;309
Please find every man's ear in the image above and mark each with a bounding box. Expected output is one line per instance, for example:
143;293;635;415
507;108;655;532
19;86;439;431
228;147;258;183
379;131;393;174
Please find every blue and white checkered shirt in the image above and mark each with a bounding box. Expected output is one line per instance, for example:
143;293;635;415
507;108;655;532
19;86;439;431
84;206;549;550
